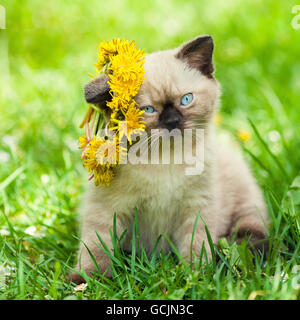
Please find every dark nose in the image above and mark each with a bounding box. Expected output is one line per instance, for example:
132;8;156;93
164;116;181;129
159;104;183;130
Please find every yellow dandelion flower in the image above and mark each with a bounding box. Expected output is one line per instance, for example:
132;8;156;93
96;138;118;165
106;97;120;112
110;109;121;121
108;53;144;100
96;136;127;165
111;103;146;144
82;136;105;173
95;39;142;73
108;47;145;83
79;135;88;149
100;39;124;56
98;39;145;101
237;130;251;142
95;39;123;71
94;166;115;186
81;38;146;186
82;136;116;186
106;96;130;113
109;76;143;101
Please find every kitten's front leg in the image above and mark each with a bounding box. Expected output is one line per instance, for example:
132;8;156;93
69;205;125;284
173;207;217;265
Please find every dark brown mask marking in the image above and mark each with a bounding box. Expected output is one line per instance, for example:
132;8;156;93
159;103;183;130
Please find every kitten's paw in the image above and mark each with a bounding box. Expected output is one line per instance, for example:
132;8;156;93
67;266;112;284
246;231;269;258
67;258;112;284
233;226;269;258
181;247;213;267
67;272;86;285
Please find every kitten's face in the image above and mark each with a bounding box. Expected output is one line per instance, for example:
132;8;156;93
84;36;220;131
135;45;220;132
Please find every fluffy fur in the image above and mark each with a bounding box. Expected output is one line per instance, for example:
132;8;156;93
69;36;269;283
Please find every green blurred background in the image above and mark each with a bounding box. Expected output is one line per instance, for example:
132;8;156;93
0;0;300;299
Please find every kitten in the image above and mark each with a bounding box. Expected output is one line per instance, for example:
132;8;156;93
69;36;269;283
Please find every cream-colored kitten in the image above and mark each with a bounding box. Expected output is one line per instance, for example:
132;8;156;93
70;36;269;283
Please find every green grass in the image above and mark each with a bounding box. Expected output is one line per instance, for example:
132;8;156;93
0;0;300;300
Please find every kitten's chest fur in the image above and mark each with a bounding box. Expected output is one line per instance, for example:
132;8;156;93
104;163;210;253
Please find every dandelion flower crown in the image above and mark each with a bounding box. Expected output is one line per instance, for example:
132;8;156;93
79;39;146;186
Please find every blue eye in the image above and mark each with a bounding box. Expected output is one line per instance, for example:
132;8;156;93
180;93;194;106
142;106;156;113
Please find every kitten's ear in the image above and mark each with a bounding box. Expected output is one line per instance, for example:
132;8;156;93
176;35;214;77
84;74;111;104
